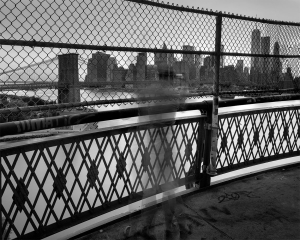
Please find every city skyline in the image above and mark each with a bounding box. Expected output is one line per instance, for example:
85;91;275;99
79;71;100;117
83;30;296;88
1;0;299;73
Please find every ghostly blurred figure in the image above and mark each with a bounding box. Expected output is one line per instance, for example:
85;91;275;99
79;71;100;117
134;69;188;239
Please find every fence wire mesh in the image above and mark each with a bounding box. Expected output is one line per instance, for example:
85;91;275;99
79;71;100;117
0;0;300;125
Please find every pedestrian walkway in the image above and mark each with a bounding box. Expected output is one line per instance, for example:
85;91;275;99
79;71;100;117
75;164;300;240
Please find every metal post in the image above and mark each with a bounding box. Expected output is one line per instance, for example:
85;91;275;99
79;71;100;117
0;160;2;240
206;14;222;176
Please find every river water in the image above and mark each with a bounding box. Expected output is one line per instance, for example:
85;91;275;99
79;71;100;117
1;89;300;239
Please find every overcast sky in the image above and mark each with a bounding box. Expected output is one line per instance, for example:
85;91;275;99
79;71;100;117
164;0;300;22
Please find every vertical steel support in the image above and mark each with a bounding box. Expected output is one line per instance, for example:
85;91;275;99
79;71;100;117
200;110;212;188
206;14;222;176
195;117;206;186
0;157;2;240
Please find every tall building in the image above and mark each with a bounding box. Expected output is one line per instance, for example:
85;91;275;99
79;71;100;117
236;60;244;74
271;41;283;85
136;52;147;81
260;36;271;74
168;47;175;67
183;45;195;65
146;65;158;81
195;54;201;81
272;41;282;73
154;43;168;65
113;66;127;84
125;63;135;82
250;29;261;71
107;57;117;82
85;52;110;82
173;61;189;82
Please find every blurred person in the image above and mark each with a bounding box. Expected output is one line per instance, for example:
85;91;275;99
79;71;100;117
126;69;191;239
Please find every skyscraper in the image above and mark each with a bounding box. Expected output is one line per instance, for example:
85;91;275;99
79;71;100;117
183;45;195;65
236;60;244;74
136;52;147;81
195;54;201;81
272;41;282;73
260;36;271;74
154;43;168;66
85;52;110;82
271;41;283;85
107;56;117;82
250;29;261;71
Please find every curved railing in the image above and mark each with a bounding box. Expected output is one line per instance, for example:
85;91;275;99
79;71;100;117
1;96;300;239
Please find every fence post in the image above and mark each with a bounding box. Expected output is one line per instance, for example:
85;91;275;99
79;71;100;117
206;14;222;176
58;53;80;104
199;109;213;188
0;160;2;240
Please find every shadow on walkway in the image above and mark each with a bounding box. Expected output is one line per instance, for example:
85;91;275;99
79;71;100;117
76;164;300;240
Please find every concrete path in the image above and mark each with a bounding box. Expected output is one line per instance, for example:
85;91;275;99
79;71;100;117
76;164;300;240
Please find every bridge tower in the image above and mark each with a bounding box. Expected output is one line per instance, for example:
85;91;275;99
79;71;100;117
58;53;80;103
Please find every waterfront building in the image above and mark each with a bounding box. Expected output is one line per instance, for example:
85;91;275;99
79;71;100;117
112;67;127;87
260;36;271;74
195;54;201;81
168;47;175;67
146;65;158;81
250;29;261;84
236;60;244;74
272;41;282;73
107;57;117;82
183;45;195;65
125;63;136;82
173;61;189;82
136;52;147;81
85;52;110;82
271;41;283;85
154;43;168;65
250;29;261;71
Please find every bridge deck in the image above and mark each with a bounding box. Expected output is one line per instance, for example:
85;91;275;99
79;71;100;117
74;164;300;240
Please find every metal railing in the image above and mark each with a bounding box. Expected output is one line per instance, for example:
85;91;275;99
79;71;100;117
1;96;300;239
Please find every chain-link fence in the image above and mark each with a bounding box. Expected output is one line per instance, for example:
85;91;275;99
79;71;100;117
1;0;300;123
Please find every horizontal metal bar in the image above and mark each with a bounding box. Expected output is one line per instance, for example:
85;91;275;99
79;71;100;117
219;93;300;108
0;114;205;154
221;52;300;58
219;105;300;119
125;0;300;26
1;40;299;58
0;88;296;115
0;93;208;114
1;93;300;137
0;39;215;55
216;151;300;175
0;101;211;137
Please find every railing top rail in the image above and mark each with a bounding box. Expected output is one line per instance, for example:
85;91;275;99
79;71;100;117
0;113;204;152
0;94;299;138
126;0;300;26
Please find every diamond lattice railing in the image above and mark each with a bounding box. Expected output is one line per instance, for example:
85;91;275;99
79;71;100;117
0;116;203;239
217;106;300;173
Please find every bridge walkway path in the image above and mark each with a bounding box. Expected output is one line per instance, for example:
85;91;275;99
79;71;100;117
74;164;300;240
